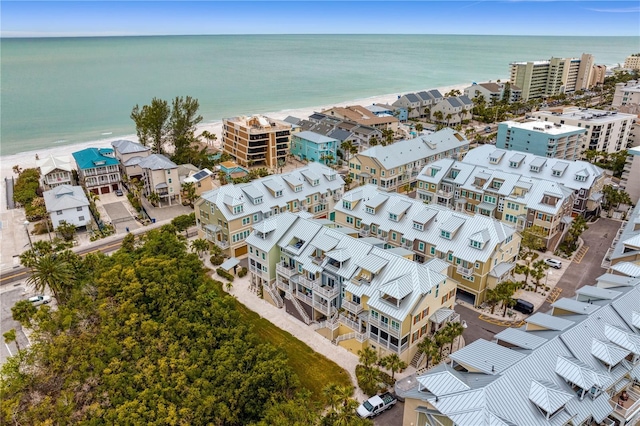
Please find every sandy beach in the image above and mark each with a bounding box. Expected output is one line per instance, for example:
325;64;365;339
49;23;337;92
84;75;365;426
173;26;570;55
0;81;477;187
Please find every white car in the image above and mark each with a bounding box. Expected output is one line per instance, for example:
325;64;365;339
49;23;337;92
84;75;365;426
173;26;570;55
28;295;51;306
544;258;562;269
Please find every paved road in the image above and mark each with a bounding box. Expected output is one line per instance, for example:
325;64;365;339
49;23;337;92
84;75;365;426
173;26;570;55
538;217;621;312
0;286;30;364
456;303;508;344
373;401;403;426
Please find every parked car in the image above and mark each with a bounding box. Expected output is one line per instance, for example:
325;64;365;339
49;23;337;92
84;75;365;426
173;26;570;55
512;298;534;315
115;189;124;196
28;295;51;306
544;258;562;269
356;392;397;418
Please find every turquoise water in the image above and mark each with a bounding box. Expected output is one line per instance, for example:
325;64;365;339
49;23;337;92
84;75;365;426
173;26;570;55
1;34;638;155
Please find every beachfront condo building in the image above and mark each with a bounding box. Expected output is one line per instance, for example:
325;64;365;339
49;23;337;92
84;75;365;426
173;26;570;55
222;115;292;170
605;201;640;279
348;128;470;193
195;162;344;258
396;275;640;426
531;107;635;155
300;112;383;151
463;81;522;104
624;53;640;71
137;154;181;207
621;147;640;204
613;80;640;107
463;144;604;214
72;147;122;195
509;54;597;100
416;147;604;251
36;155;74;189
245;212;460;364
429;95;474;125
393;89;444;119
333;185;520;306
42;185;91;230
320;105;399;132
290;130;339;165
496;120;586;160
111;139;151;181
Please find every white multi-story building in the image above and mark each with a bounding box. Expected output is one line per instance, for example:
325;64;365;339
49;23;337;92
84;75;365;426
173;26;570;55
621;146;640;204
43;185;91;229
532;107;635;155
623;54;640;71
138;154;181;206
36;155;74;189
613;80;640;108
71;147;121;195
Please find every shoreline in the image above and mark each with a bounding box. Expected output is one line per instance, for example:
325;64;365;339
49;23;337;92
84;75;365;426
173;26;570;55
0;80;477;186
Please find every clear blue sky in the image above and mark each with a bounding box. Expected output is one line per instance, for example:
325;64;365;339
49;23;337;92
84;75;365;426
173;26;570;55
1;1;639;37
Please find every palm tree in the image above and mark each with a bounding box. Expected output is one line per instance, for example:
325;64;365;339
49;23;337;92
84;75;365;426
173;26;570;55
225;281;233;292
357;346;378;369
531;259;549;293
434;327;452;358
380;353;407;381
433;110;444;123
26;253;74;304
147;191;161;207
444;321;465;353
182;182;197;208
486;287;501;315
191;238;209;258
417;336;437;369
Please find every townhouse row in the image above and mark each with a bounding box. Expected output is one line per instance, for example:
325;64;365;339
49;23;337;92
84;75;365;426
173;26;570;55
245;212;460;364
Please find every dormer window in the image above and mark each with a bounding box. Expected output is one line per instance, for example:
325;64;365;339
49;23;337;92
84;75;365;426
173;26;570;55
489;156;499;164
491;180;503;189
275;190;283;197
294;185;302;192
389;213;398;222
450;169;459;179
470;240;483;249
312;179;319;186
441;230;451;239
552;170;562;177
530;166;539;172
253;197;263;205
366;207;375;215
575;174;586;182
343;200;352;209
413;222;424;231
509;161;518;168
233;205;243;214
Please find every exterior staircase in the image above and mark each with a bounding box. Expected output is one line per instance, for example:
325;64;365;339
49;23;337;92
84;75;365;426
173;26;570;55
286;293;312;325
334;332;366;345
410;350;425;369
264;285;284;309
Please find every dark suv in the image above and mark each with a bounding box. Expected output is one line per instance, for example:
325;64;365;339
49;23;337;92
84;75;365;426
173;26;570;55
512;298;534;315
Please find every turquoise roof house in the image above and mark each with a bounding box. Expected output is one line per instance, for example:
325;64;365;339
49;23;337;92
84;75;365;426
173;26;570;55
72;147;122;194
291;131;338;165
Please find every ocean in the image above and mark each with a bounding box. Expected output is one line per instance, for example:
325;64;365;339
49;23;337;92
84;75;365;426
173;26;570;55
1;34;637;156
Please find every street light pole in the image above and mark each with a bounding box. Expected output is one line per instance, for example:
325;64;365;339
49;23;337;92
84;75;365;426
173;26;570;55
24;221;33;250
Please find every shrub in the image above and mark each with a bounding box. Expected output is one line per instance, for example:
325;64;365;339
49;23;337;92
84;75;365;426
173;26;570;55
238;267;248;278
355;365;381;397
210;255;225;266
216;268;234;282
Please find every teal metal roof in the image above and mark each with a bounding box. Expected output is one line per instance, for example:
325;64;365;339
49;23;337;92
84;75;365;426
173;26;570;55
72;148;119;170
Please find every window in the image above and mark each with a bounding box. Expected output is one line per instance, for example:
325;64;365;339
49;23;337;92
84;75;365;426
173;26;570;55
413;222;423;231
242;217;250;226
391;232;397;240
370;168;376;175
418;242;425;251
422;307;429;318
483;195;496;204
430;246;436;255
475;262;480;269
470;240;483;249
441;230;451;239
370;310;379;320
346;216;354;224
262;253;266;260
356;219;361;227
78;216;84;221
233;205;243;214
391;320;400;331
275;190;283;197
294;185;302;192
57;210;62;215
343;201;351;209
414;314;421;325
448;253;453;261
389;213;398;221
366;207;375;214
253;213;259;222
168;178;172;183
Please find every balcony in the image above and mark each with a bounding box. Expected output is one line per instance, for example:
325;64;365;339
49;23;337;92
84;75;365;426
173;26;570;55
214;239;230;249
342;300;364;315
249;265;267;279
457;265;474;276
610;387;640;421
319;198;328;205
295;291;313;306
313;283;339;299
275;277;290;292
333;192;343;202
359;228;371;237
299;275;320;289
276;263;298;278
368;316;401;338
313;300;336;316
339;314;363;332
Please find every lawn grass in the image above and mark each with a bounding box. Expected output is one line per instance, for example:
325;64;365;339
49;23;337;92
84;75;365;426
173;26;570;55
211;281;351;399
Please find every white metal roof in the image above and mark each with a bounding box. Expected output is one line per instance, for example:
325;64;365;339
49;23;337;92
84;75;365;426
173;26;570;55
590;338;630;366
417;368;470;396
526;313;574;331
551;298;600;315
355;255;389;274
555;356;606;391
493;328;547;350
528;379;573;415
576;286;621;300
449;340;526;375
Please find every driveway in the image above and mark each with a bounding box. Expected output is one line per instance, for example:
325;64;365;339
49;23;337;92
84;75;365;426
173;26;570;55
538;217;620;312
373;401;404;426
1;285;31;365
455;303;508;345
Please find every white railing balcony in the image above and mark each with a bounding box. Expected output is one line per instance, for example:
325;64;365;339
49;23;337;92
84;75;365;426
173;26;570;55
276;277;290;291
368;316;401;338
437;190;454;199
339;314;362;332
335;332;367;344
299;275;320;289
311;256;325;266
333;192;343;201
457;265;474;276
610;388;640;420
214;240;230;249
276;263;298;278
313;301;336;316
295;291;313;306
342;300;364;315
319;198;328;205
403;240;413;249
249;265;267;279
359;228;370;237
313;283;339;299
315;320;339;331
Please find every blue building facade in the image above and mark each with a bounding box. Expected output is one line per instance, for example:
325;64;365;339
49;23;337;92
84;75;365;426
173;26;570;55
496;121;586;160
291;131;338;165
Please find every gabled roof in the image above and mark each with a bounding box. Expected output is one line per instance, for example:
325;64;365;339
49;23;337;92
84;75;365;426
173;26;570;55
111;139;150;154
294;130;338;144
417;365;470;396
493;328;548;350
551;298;600;315
591;339;630;366
528;379;573;415
379;274;413;299
526;313;574;331
555;356;606;390
36;155;73;175
138;154;177;170
450;340;526;375
355;255;388;274
604;324;640;355
576;286;621;301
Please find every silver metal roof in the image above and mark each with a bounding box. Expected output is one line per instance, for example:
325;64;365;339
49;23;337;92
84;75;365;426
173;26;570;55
440;215;466;233
138;153;177;170
591;338;630;366
576;286;621;301
554;356;606;390
365;193;389;209
43;185;89;212
310;233;339;252
326;248;351;262
604;324;640;355
528;379;573;415
551;298;600;316
493;328;547;350
417;367;470;396
379;274;413;299
355;254;389;274
526;313;574;331
450;340;526;375
429;307;456;325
